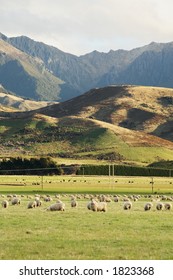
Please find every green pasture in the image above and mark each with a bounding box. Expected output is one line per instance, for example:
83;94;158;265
0;175;173;194
1;175;173;260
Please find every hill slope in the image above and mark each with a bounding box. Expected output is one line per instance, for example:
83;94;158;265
0;85;57;112
0;37;63;101
36;85;173;141
1;85;173;165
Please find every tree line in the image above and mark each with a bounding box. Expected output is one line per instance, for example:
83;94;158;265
0;158;172;177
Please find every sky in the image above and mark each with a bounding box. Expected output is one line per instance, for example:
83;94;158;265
0;0;173;56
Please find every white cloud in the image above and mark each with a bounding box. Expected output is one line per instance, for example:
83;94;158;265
1;0;173;55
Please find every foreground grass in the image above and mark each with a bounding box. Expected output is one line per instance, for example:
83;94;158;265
0;192;173;260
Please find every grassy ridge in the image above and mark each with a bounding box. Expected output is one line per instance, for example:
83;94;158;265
1;116;173;165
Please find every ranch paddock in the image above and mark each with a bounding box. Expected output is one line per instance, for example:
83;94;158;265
1;175;173;260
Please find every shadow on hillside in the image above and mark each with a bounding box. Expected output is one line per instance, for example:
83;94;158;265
152;120;173;142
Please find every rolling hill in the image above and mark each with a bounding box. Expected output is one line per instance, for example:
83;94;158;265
36;85;173;141
0;85;58;112
1;85;173;165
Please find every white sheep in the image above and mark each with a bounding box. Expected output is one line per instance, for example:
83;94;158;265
1;200;9;208
71;199;78;208
90;199;98;212
114;196;119;202
11;198;20;205
47;202;65;211
144;202;153;211
156;202;164;211
35;199;42;207
44;196;52;202
27;201;37;209
123;201;132;210
96;202;107;212
87;199;107;212
164;203;172;210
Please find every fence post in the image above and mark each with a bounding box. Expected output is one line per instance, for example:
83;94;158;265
41;175;44;190
151;177;154;193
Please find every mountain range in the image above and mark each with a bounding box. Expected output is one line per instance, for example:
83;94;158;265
1;32;173;101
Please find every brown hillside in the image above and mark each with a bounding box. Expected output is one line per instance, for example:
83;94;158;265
37;85;173;141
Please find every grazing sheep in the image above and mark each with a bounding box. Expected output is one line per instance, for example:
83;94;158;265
87;199;107;212
11;198;20;205
123;198;130;202
156;202;164;210
114;196;119;202
99;195;109;202
27;201;37;209
90;199;98;212
71;199;78;208
44;196;52;202
164;203;172;210
144;202;153;211
105;197;112;203
2;200;9;208
96;202;107;212
35;199;42;207
47;202;65;211
123;201;132;210
87;201;92;210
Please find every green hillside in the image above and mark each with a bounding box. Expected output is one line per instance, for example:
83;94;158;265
1;114;173;165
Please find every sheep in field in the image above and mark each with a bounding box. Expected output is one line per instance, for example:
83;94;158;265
47;202;65;211
156;202;164;211
11;198;20;205
164;203;172;210
114;197;119;202
71;199;78;208
27;201;37;209
144;202;153;211
87;199;107;212
96;202;107;212
1;200;9;208
123;201;132;210
87;201;92;210
44;196;52;202
90;199;98;212
35;199;42;207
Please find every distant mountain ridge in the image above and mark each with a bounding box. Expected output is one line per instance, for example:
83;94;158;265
7;34;173;99
1;32;173;101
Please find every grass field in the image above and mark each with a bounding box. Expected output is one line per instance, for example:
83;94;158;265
0;175;173;194
1;175;173;260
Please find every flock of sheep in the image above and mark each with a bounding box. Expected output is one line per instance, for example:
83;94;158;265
1;193;173;212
